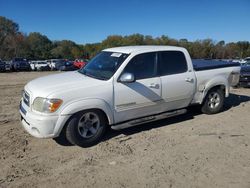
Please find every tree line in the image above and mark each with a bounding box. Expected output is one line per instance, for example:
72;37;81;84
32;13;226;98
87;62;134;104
1;16;250;61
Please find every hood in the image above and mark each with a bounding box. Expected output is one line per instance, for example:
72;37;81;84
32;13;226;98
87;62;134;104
25;71;105;99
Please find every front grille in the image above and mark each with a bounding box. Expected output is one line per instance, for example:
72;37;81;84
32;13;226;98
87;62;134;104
23;90;30;107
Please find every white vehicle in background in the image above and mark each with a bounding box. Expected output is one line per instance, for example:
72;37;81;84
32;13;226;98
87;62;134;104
232;58;241;63
30;60;50;71
29;61;37;71
20;46;241;147
36;61;50;71
240;57;250;64
46;59;64;70
5;61;11;71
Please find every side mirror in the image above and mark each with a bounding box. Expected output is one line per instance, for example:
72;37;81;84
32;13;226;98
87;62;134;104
119;73;135;83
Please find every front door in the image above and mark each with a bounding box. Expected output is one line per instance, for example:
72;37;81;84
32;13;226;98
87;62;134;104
113;52;162;123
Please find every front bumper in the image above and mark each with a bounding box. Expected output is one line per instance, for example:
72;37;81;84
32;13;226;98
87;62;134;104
19;101;70;138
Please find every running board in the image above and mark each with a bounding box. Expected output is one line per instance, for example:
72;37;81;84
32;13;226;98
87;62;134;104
111;109;187;130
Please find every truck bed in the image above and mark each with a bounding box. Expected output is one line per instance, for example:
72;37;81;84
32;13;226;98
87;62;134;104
192;59;240;71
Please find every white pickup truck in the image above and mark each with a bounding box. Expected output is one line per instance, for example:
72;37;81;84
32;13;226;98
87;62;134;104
20;46;240;147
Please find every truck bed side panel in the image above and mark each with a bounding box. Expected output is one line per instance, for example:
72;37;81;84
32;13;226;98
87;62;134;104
192;66;241;104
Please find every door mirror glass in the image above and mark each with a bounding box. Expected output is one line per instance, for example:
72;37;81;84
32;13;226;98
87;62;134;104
119;73;135;83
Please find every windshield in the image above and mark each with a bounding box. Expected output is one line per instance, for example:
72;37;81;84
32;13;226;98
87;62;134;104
78;51;129;80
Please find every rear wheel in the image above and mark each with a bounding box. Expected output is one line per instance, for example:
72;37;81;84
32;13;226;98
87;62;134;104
65;110;107;147
201;88;224;114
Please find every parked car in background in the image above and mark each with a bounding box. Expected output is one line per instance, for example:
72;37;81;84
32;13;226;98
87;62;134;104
73;59;88;69
11;58;30;71
232;58;241;63
46;59;64;70
5;61;11;71
238;61;250;87
0;60;6;72
56;61;77;71
34;60;51;71
240;57;250;64
29;61;37;71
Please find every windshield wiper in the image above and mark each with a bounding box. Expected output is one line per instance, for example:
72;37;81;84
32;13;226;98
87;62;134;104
78;69;106;80
87;73;107;80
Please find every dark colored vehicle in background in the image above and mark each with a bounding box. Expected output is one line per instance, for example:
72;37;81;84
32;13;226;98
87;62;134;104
239;62;250;87
11;58;30;71
55;61;77;71
0;60;6;72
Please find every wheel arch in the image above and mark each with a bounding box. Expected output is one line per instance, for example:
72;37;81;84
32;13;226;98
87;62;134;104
60;98;114;125
201;84;227;104
54;99;113;138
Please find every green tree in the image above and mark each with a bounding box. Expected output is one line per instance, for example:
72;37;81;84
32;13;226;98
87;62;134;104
26;32;53;59
71;46;82;59
144;35;155;45
236;41;249;58
101;35;124;48
51;40;80;59
0;16;20;60
214;40;225;59
225;43;239;59
82;43;102;58
123;33;144;45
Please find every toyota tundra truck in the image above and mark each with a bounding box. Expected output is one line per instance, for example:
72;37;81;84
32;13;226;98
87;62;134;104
20;46;240;147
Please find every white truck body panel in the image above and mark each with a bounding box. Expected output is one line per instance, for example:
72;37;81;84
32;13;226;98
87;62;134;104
192;66;240;103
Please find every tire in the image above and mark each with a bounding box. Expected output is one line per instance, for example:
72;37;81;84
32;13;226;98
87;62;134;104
65;110;107;147
201;88;224;114
53;124;73;146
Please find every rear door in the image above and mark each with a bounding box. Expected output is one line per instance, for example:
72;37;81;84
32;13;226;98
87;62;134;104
158;51;196;111
113;52;162;123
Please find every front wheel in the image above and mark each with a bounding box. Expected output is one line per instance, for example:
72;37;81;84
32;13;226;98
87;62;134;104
201;88;224;114
65;110;107;147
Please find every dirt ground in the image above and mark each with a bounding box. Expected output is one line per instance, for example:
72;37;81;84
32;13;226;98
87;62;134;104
0;71;250;188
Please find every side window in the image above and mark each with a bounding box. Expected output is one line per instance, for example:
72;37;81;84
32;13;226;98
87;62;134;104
159;51;187;76
123;52;156;80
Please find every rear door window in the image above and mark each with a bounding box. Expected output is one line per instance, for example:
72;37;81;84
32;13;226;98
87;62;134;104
158;51;187;76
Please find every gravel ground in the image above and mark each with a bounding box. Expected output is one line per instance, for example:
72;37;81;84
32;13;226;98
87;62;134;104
0;71;250;188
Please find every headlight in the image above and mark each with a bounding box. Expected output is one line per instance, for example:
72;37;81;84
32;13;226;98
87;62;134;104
32;97;63;113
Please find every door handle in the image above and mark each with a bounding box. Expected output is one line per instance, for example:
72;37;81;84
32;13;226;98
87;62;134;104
149;83;160;89
185;78;194;83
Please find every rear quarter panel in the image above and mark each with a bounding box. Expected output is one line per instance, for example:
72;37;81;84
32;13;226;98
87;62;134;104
192;66;240;104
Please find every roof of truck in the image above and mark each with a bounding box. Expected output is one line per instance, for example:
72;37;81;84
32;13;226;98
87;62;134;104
103;45;186;54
